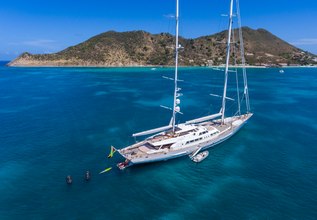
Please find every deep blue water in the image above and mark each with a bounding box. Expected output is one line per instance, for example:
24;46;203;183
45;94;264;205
0;63;316;219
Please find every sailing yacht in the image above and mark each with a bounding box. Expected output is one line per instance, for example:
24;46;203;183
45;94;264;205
116;0;252;169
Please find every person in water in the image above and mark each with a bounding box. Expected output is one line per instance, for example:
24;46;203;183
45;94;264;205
85;171;91;181
66;175;72;185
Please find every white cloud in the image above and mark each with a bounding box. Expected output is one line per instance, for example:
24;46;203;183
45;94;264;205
291;38;317;46
163;14;175;19
22;39;56;47
9;39;56;48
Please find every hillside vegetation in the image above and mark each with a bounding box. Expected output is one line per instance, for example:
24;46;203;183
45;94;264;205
8;27;317;67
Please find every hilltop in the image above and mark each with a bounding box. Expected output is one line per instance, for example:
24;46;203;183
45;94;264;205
8;27;317;67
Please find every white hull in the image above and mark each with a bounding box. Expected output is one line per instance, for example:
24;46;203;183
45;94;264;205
118;113;252;166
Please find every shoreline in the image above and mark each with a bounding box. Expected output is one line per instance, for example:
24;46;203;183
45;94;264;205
2;60;317;68
4;64;317;68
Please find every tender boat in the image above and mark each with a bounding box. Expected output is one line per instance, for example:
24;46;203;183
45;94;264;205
191;151;209;163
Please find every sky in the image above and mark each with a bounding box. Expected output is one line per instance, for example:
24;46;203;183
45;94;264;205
1;0;317;60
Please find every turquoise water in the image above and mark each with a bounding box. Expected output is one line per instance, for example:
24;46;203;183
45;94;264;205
0;63;316;219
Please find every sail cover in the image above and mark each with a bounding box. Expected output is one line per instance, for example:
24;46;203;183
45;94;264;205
132;125;172;137
186;113;222;124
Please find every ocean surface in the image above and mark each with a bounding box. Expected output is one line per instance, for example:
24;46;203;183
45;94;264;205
0;62;316;219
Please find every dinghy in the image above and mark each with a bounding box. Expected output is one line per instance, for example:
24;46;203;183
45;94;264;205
191;151;209;163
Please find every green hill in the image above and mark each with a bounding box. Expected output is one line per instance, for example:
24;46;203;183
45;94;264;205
8;27;317;67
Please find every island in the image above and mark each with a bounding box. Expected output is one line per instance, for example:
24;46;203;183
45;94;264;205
8;27;317;67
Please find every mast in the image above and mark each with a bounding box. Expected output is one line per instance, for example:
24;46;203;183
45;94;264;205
172;0;180;132
236;0;250;112
221;0;234;124
232;28;241;115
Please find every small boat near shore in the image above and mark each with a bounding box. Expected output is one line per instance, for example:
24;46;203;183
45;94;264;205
191;151;209;163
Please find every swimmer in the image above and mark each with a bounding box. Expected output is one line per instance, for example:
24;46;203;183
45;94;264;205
66;175;72;184
85;171;91;181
